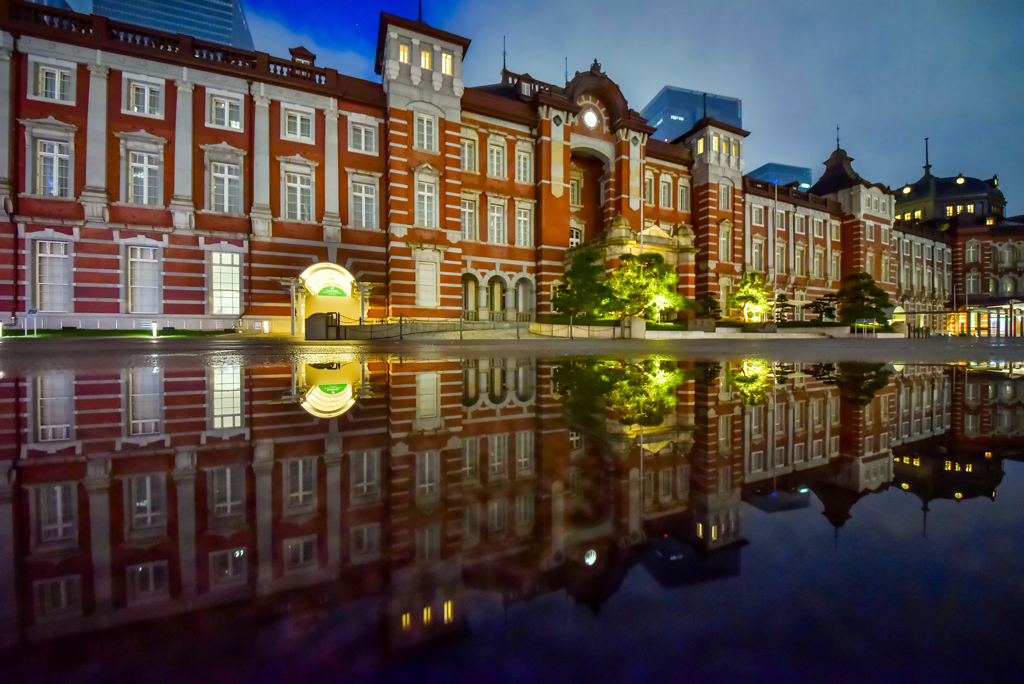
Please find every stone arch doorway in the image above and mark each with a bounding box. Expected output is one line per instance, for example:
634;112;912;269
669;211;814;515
486;275;509;321
298;263;361;331
514;278;535;321
462;273;479;320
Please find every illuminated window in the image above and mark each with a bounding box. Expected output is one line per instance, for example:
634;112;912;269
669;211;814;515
966;463;973;472
423;606;432;625
444;600;453;624
956;177;965;185
711;524;719;541
399;45;409;64
913;458;920;466
712;135;720;152
967;204;975;213
944;461;951;471
985;451;992;458
697;138;704;155
441;53;453;75
732;140;739;156
901;483;909;490
956;205;963;214
421;50;431;70
955;463;961;472
914;210;922;219
904;212;911;221
946;206;954;217
401;613;411;630
954;492;962;499
986;219;994;225
697;522;703;538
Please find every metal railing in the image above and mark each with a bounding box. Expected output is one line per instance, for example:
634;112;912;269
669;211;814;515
317;316;531;341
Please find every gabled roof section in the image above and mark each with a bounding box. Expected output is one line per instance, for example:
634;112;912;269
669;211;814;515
375;12;472;75
809;147;891;196
563;60;654;135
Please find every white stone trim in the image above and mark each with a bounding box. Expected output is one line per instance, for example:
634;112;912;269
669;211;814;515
24;54;76;106
18;116;77;200
119;72;166;120
113;130;167;208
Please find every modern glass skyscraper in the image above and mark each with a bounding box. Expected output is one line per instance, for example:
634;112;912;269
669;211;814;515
84;0;255;49
641;86;742;144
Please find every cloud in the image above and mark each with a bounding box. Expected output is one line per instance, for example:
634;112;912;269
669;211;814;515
244;7;376;80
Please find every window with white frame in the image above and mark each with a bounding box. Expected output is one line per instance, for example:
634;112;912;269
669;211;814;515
127;246;159;315
416;524;440;561
569;227;582;248
416;179;437;227
866;250;875;277
644;175;654;205
460;138;477;172
719;227;731;262
351;179;377;228
489;433;508;480
283;108;313;142
515;206;532;247
128;367;161;435
34;575;81;619
831;222;841;240
460;198;477;240
461;438;479;481
488;203;506;244
35;139;70;197
488;142;506;178
570;171;583;207
285;457;316;510
966;272;981;294
209;548;247;586
128;474;166;534
660;178;673;209
813;218;824;238
284;536;318;572
415;257;439;307
211;251;241;315
211;162;241;214
30;59;74;103
35;241;69;313
210;465;245;518
209;93;243;130
966;242;981;263
865;223;875;241
813;251;823;278
416;372;439;418
441;52;453;75
350;122;378;153
776;243;786;272
831;253;842;281
127;151;160;206
127;561;169;603
515;493;534;535
882;226;890;244
416;450;440;501
211;366;242;429
351;450;380;502
678;183;690;211
284;170;313;222
126;79;161;117
420;49;432;70
752;241;764;272
36;375;72;442
719;182;733;211
718;415;732;448
795;246;806;275
34;483;76;545
516;430;534;475
351;523;381;560
795;215;806;234
399;44;410;63
881;254;890;283
752;205;764;226
415;112;436;151
515;148;532;183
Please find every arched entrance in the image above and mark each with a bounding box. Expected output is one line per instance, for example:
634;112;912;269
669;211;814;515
486;276;508;321
461;274;479;321
298;263;361;332
514;279;535;321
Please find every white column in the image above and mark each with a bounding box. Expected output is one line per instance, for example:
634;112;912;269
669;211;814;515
253;441;274;594
324;452;342;576
172;449;198;599
0;461;17;647
83;459;113;611
249;89;273;238
80;64;110;221
169;79;195;231
322;100;342;243
0;35;14;218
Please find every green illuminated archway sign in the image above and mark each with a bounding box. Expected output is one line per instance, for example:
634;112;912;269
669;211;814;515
317;285;349;297
317;383;348;394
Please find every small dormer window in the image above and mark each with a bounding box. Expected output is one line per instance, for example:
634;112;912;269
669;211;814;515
294;58;310;66
521;81;530;96
442;53;453;76
399;45;410;64
697;138;704;155
288;47;316;67
712;135;720;152
421;50;432;70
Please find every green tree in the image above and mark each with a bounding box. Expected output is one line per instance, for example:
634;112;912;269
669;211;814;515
728;272;773;322
553;250;614;325
836;273;892;324
605;252;687;321
834;362;892;405
696;293;722;320
553;359;686;430
773;294;794;323
807;294;839;321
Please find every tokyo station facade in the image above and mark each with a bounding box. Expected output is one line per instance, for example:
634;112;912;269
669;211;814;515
0;1;1017;334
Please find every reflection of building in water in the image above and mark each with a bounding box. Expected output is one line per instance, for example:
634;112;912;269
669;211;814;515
0;359;1006;651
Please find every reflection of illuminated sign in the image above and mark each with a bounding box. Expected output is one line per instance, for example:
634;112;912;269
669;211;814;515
584;549;597;566
301;383;355;418
317;286;348;297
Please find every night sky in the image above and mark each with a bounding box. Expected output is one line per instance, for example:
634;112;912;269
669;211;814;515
242;0;1024;210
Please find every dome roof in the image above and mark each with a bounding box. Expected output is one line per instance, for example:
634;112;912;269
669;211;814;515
897;173;1003;203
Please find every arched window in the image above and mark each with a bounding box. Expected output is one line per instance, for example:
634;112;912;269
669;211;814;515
719;228;732;263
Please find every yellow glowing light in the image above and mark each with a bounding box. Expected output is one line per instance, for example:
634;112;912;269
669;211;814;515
299;262;356;298
902;186;911;194
985;451;992;458
401;613;411;630
901;483;909;490
444;601;453;624
423;606;432;625
956;177;964;184
300;383;356;419
954;492;962;499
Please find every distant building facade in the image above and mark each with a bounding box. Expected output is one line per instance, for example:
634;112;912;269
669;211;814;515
747;163;812;190
641;86;742;144
93;0;253;50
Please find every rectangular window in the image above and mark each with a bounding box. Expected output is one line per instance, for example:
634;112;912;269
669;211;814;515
351;523;381;560
831;253;842;281
569;228;582;249
36;483;76;543
515;431;534;475
569;177;582;206
416;372;439;419
813;251;823;278
284;536;317;571
488;143;506;178
211;465;244;517
415;113;435;151
712;135;720;152
831;222;841;240
776;243;786;272
36;241;69;313
399;45;410;63
488;434;508;480
718;415;731;449
351;181;376;229
351;450;380;500
420;50;432;70
795;247;806;275
866;251;875;276
732;140;739;156
719;183;732;211
813;219;824;238
697;138;704;154
285;172;312;222
795;215;806;234
127;246;159;315
127;561;169;603
460;139;476;172
209;548;247;586
416;450;440;499
349;123;376;153
129;474;166;532
660;179;673;209
719;228;731;263
488;204;506;244
212;366;242;429
882;226;890;244
35;575;81;618
866;223;875;241
753;241;764;272
488;499;508;535
211;252;241;315
36;375;71;442
35;63;73;102
35;140;70;197
644;176;655;205
211;162;241;214
752;205;764;226
515;207;532;247
129;81;161;116
415;260;438;306
285;109;313;142
416;180;436;227
286;458;315;509
515;149;532;183
441;52;453;75
210;96;242;130
128;367;161;435
678;184;690;211
461;438;479;481
128;152;160;206
460;198;476;240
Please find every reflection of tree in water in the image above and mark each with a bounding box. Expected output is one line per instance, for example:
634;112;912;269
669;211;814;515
833;362;892;405
569;448;612;528
553;360;686;431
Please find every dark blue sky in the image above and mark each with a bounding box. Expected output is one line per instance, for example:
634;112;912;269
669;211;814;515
244;0;1024;210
